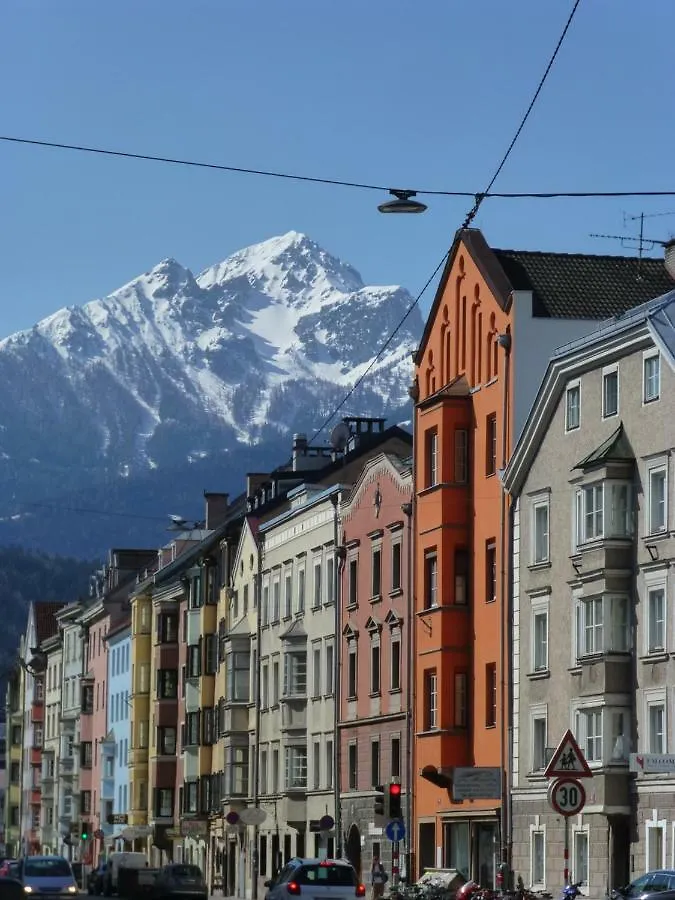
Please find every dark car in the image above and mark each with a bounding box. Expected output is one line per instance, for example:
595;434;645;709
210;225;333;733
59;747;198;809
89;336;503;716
153;864;207;900
611;871;675;900
264;858;365;900
88;862;109;895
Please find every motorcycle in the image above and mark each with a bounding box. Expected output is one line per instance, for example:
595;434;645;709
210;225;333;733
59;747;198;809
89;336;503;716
561;882;584;900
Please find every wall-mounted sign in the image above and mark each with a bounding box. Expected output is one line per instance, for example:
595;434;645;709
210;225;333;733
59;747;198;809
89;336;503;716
630;753;675;774
452;767;502;801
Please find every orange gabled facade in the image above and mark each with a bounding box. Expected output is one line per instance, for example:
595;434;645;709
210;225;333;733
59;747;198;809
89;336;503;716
413;229;513;884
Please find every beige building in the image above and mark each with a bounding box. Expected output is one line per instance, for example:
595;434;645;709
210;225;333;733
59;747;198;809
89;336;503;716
40;633;62;854
504;288;675;896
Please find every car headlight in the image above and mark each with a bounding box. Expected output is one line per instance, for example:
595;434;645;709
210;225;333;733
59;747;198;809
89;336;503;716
23;887;33;894
67;887;78;894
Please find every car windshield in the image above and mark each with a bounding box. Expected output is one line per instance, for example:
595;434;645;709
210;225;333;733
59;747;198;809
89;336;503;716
169;866;202;880
24;860;72;878
296;865;356;886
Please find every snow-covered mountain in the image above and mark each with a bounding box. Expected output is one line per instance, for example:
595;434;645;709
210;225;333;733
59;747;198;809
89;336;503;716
0;232;421;555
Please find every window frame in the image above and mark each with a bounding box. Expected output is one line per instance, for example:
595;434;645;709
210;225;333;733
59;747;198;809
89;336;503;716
572;826;590;887
425;428;439;488
531;596;549;673
602;365;619;419
531;494;550;566
645;574;667;655
486;413;498;476
454;672;468;728
424;551;438;609
529;826;546;890
646;461;668;535
485;662;497;728
485;539;497;603
643;349;661;404
424;669;438;731
530;704;548;773
565;380;581;432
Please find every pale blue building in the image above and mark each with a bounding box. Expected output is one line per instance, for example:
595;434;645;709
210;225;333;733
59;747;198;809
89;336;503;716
105;617;131;851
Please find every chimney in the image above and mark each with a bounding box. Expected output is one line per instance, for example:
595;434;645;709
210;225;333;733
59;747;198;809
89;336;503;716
204;492;229;530
246;473;270;498
292;433;308;470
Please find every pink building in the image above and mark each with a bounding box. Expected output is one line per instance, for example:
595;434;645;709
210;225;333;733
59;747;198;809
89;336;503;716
338;452;413;881
79;602;111;867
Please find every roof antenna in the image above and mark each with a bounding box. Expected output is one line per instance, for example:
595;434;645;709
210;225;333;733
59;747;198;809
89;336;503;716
590;210;675;281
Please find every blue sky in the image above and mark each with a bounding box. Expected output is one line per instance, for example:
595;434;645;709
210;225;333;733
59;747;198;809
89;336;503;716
2;0;674;336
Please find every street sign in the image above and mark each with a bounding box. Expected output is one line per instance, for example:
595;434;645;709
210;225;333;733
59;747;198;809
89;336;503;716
548;777;586;817
630;754;675;774
545;729;592;779
239;807;267;826
452;767;502;801
319;815;335;832
225;811;240;826
385;819;406;842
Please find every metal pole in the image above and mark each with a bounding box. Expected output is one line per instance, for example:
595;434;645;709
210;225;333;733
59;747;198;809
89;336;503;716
564;818;570;887
392;841;400;890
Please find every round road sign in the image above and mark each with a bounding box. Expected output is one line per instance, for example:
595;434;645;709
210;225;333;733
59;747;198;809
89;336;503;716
225;811;240;826
319;815;335;832
548;777;586;817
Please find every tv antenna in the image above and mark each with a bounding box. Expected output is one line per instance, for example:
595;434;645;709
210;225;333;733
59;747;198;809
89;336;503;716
330;421;351;453
590;210;675;280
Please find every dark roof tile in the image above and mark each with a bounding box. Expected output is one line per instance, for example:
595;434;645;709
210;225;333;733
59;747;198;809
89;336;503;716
493;248;674;319
35;601;65;644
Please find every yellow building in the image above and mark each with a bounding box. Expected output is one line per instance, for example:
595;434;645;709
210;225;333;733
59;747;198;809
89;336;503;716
128;581;153;846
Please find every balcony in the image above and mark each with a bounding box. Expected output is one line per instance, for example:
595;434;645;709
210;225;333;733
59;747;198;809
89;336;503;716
281;700;307;732
128;746;149;768
278;796;307;828
573;655;632;696
222;705;250;735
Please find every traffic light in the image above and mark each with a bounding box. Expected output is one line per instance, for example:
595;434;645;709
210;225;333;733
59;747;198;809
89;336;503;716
81;823;90;841
388;782;402;819
374;785;385;818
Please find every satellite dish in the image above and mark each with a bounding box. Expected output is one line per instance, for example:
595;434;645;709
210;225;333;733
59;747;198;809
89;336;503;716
330;422;351;452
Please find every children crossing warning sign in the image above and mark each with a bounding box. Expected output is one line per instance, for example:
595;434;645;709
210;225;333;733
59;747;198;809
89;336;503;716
544;728;592;778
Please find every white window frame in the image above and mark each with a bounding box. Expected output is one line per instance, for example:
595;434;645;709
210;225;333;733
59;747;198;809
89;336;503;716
530;703;548;773
646;818;667;871
312;643;322;699
529;825;546;890
313;560;322;610
572;825;590;886
531;493;550;566
644;567;668;655
325;641;334;696
646;460;668;536
574;703;603;767
426;670;438;731
644;689;667;755
565;380;581;432
283;569;293;619
531;595;549;673
643;349;661;404
602;365;619;419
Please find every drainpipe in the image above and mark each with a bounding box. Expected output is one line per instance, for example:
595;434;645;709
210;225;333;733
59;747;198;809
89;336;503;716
401;500;414;882
252;537;263;900
331;492;343;857
497;331;512;884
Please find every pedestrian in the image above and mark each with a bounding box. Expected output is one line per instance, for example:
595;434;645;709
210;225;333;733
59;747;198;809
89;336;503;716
370;855;388;900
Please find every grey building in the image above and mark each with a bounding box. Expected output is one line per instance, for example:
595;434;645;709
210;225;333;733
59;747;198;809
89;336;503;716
504;287;675;897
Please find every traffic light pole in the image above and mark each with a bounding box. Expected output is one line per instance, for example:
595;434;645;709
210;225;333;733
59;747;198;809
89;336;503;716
391;842;400;890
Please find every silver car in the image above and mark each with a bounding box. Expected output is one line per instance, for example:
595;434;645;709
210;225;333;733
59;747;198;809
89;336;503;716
264;859;365;900
18;856;78;897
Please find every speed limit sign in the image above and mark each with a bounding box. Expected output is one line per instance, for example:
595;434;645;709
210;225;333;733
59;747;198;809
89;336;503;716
548;777;586;817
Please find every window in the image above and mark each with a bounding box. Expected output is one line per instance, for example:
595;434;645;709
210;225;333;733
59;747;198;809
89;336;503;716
283;652;307;697
647;465;667;534
648;701;666;754
532;498;550;565
391;638;401;692
184;781;198;813
348;743;357;790
485;541;497;602
424;670;438;730
454;429;469;483
576;707;602;763
228;747;249;796
425;429;438;487
226;652;250;702
575;594;629;658
185;712;200;746
260;749;268;794
272;747;280;793
155;788;173;818
312;647;321;698
313;563;322;609
326;556;335;605
34;724;43;749
454;673;468;728
643;351;660;403
485;663;497;727
573;830;589;886
326;740;334;789
646;822;665;871
532;606;549;672
371;739;380;787
204;634;218;675
371;548;382;598
347;647;357;699
530;829;545;888
285;746;307;790
325;643;334;695
565;382;580;431
261;663;270;708
297;569;305;613
272;660;280;705
158;669;178;699
486;413;497;475
159;614;178;643
391;543;402;592
158;727;177;755
312;742;321;790
262;584;270;626
648;587;666;653
187;644;201;679
391;736;401;779
272;579;280;622
424;552;438;609
531;712;547;772
284;573;292;618
370;643;381;695
348;558;358;607
602;367;619;418
455;549;469;605
243;583;249;615
610;710;629;762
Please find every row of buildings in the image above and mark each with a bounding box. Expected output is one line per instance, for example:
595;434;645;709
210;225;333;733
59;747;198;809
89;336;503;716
2;227;675;900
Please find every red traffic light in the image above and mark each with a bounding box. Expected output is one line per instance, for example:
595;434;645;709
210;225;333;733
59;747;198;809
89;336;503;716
389;783;401;796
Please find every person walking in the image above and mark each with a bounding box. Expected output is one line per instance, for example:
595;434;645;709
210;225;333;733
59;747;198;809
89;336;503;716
370;855;388;900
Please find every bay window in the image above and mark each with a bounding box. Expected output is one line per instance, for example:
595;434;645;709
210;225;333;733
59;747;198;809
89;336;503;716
283;652;307;697
227;746;249;796
575;594;630;659
575;481;633;547
226;651;250;702
285;746;307;790
575;704;631;766
576;707;602;763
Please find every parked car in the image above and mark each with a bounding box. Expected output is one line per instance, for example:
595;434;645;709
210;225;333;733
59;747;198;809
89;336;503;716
611;871;675;900
0;861;16;879
88;862;109;895
153;864;207;900
17;856;78;897
264;859;365;900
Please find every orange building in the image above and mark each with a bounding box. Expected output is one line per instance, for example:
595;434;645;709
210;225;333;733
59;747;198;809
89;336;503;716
410;228;663;883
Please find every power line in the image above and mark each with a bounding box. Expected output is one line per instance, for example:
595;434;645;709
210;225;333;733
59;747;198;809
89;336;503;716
2;133;675;201
309;250;449;442
9;501;171;522
463;0;583;226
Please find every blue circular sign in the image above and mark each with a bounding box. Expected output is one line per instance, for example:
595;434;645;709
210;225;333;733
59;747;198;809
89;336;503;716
319;815;335;831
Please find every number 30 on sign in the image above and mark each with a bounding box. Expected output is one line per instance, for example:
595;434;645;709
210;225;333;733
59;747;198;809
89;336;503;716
548;777;586;817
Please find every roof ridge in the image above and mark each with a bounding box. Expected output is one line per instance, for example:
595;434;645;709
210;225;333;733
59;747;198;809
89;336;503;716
494;246;669;264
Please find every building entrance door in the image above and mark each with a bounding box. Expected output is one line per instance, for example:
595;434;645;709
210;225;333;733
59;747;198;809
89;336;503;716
474;823;497;888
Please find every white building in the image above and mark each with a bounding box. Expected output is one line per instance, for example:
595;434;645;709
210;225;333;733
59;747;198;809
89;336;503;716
56;603;84;859
40;633;62;853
